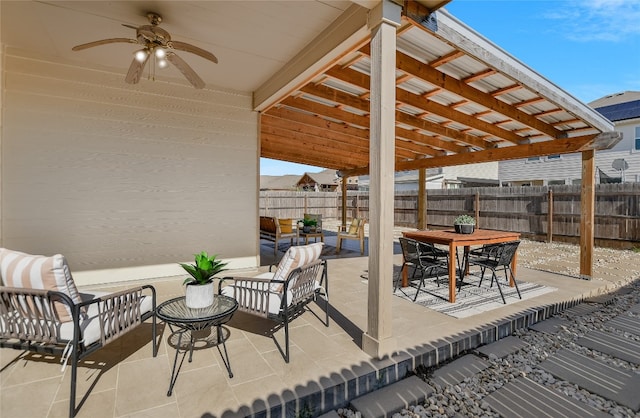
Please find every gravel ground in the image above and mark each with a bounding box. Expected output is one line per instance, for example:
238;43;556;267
401;278;640;418
331;221;640;417
337;278;640;418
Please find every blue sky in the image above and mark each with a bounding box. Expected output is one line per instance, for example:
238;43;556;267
261;0;640;176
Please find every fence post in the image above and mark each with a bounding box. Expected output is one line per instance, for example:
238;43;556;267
474;192;480;228
547;189;553;243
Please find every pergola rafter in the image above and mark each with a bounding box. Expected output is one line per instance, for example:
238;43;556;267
260;2;615;178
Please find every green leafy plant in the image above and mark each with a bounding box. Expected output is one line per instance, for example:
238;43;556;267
302;217;318;227
453;214;476;225
180;251;228;285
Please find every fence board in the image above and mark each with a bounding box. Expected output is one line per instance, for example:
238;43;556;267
260;184;640;244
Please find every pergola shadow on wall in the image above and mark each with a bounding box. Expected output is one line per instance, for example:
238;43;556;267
253;1;620;357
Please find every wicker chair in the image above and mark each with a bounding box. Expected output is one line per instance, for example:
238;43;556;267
0;248;156;418
219;242;328;363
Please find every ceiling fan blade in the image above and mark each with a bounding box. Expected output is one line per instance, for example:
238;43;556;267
125;51;149;84
166;52;205;89
122;23;138;30
72;38;138;51
170;41;218;64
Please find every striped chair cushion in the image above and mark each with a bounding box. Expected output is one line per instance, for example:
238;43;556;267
0;248;83;322
270;242;323;292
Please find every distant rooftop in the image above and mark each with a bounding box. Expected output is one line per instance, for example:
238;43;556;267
589;91;640;122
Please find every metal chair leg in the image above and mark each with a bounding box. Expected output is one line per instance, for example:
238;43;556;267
491;271;506;304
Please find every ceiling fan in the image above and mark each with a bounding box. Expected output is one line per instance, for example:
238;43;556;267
72;12;217;89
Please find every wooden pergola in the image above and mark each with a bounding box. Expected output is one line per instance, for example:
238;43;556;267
254;0;620;358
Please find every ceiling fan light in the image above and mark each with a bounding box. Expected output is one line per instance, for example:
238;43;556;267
157;58;168;69
134;49;149;62
154;48;166;59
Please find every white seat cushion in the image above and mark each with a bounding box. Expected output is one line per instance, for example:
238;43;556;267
59;291;154;346
221;283;292;316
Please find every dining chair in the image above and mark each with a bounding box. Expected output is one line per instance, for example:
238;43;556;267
467;240;521;304
395;237;449;301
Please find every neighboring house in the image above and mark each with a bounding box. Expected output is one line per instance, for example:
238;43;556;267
260;169;357;191
296;169;341;191
358;162;499;191
499;91;640;186
259;175;300;191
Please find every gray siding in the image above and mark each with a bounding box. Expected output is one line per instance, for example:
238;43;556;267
500;118;640;185
2;48;259;284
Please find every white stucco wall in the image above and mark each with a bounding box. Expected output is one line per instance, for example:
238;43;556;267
1;48;260;285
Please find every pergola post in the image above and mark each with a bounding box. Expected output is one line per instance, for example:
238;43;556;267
580;149;595;279
341;175;347;230
362;0;400;359
418;168;426;229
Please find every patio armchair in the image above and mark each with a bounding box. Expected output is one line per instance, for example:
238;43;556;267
467;240;522;304
395;237;449;301
0;248;157;418
336;217;366;255
260;216;299;255
219;242;328;363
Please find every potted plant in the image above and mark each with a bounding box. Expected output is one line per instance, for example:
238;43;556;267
301;217;318;233
180;251;228;309
453;215;476;234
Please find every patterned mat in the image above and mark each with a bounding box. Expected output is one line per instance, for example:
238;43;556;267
394;273;556;318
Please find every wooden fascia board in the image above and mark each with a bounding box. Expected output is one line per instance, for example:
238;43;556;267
253;4;370;112
582;131;623;151
399;134;598;169
407;6;614;134
343;134;598;176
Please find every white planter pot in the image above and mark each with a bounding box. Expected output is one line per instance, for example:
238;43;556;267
185;282;215;309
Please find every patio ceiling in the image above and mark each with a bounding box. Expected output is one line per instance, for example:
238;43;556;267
259;2;618;176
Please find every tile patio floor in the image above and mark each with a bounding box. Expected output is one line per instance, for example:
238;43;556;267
0;226;628;418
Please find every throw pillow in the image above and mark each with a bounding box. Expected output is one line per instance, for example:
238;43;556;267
0;248;83;322
347;218;361;235
269;242;323;292
278;218;293;234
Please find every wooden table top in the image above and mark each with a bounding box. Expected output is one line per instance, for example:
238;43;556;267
403;229;521;247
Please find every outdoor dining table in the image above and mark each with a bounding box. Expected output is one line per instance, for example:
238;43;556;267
401;229;521;303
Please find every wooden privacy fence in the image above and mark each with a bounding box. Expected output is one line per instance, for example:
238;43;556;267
260;183;640;246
